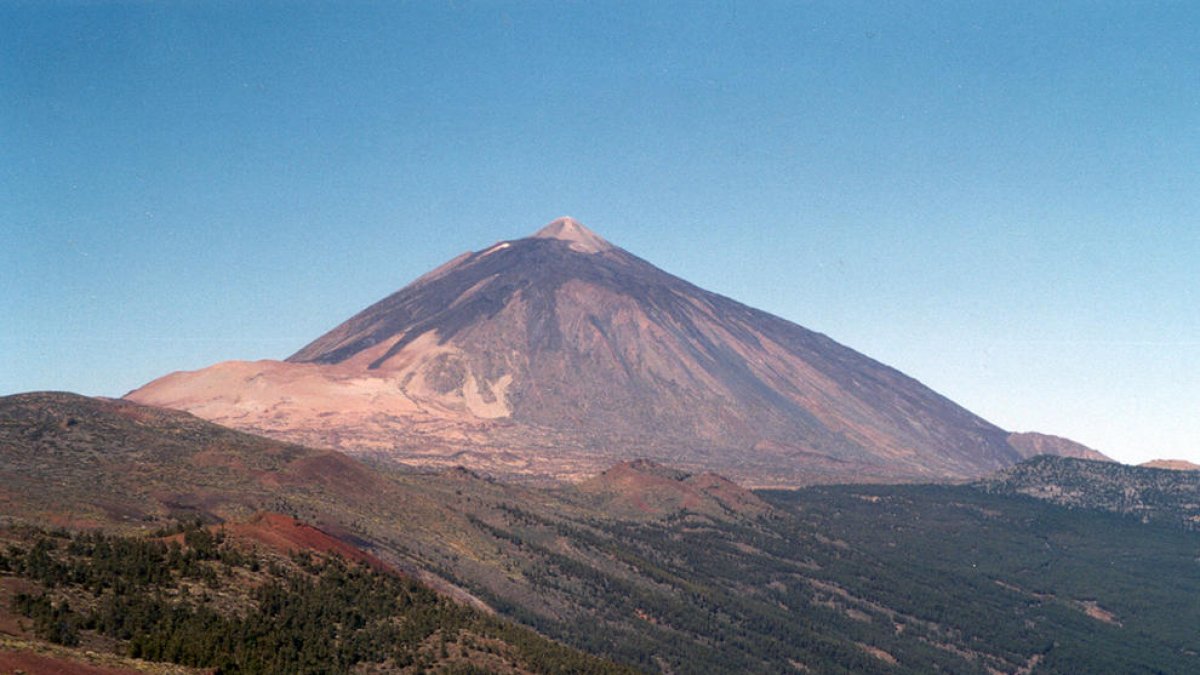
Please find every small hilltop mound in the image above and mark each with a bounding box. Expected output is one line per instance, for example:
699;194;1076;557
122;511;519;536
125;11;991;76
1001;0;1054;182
1140;459;1200;471
577;459;770;520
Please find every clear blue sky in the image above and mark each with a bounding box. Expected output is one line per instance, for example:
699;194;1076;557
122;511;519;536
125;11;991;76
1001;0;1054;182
3;1;1197;464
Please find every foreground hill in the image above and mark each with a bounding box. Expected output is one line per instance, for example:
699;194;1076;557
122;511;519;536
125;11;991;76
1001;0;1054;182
4;392;1198;673
126;217;1085;485
0;390;382;529
0;523;630;674
0;392;630;673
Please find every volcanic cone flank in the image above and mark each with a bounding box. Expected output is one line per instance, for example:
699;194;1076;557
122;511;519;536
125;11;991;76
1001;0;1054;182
130;218;1031;484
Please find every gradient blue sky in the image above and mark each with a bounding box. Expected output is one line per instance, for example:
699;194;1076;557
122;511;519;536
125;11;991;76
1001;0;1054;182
3;2;1197;464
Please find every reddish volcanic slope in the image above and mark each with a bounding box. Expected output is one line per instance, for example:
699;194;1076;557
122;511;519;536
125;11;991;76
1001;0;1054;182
129;218;1076;485
220;512;392;571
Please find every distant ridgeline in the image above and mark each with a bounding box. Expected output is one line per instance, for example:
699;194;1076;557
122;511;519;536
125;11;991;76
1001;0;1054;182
977;455;1200;530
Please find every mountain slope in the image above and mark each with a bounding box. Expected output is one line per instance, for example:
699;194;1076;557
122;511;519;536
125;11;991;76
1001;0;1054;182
5;391;1199;674
131;218;1052;484
0;523;632;675
1007;432;1112;462
0;390;383;529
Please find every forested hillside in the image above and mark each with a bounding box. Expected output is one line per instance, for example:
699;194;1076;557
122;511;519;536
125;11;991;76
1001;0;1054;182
428;480;1199;673
0;522;632;674
978;455;1200;529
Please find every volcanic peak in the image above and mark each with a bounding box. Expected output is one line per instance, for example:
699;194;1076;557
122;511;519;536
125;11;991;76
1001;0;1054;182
128;216;1089;485
532;216;614;253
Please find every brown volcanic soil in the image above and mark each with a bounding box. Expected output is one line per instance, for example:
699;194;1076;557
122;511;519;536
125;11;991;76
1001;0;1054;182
0;637;202;675
0;650;143;675
128;218;1052;486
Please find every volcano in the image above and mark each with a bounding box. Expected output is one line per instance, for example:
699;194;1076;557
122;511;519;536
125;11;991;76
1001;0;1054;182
128;217;1086;484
